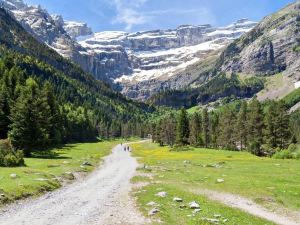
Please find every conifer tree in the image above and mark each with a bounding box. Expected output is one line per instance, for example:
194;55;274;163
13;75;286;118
209;111;219;148
218;106;236;150
9;78;51;155
247;98;264;156
189;112;202;146
202;108;210;147
176;108;189;146
236;101;248;150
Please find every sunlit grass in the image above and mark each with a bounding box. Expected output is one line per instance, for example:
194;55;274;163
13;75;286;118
131;141;300;224
0;140;122;204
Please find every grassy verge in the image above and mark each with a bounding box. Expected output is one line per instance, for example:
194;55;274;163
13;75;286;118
0;139;126;204
131;141;300;224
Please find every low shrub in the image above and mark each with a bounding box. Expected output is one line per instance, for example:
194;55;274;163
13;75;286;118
272;144;300;160
0;139;24;167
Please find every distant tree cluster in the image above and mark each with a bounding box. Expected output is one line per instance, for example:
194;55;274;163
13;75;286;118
152;98;299;156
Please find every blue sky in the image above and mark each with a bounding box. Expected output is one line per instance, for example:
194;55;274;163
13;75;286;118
25;0;296;32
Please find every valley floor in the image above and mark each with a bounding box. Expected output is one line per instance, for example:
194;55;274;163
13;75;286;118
131;141;300;225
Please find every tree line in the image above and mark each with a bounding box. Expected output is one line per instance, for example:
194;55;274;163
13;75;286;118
152;98;299;156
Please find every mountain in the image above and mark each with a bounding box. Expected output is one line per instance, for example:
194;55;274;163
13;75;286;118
149;1;300;108
0;6;152;142
0;0;257;100
80;20;257;99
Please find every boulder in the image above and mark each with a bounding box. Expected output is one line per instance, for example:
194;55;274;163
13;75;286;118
146;201;159;207
189;201;200;209
81;161;93;166
10;174;18;179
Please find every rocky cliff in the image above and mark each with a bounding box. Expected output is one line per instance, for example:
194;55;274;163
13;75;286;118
0;0;257;99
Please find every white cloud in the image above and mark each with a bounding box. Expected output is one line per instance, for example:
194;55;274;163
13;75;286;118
110;0;149;31
109;0;215;31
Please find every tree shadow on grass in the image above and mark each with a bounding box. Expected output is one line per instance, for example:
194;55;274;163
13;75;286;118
30;145;73;159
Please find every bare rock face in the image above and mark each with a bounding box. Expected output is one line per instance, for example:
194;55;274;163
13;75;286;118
219;2;300;81
63;21;92;39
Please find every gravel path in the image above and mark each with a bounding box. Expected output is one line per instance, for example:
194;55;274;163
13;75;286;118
192;189;300;225
0;144;149;225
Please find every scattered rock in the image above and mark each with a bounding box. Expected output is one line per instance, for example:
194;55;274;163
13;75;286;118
193;209;201;214
62;161;69;164
155;191;167;198
214;214;221;218
0;193;5;198
148;208;160;216
189;201;200;209
81;161;92;166
179;204;187;209
146;201;159;207
202;218;220;223
183;160;191;164
10;174;18;179
173;197;183;202
223;218;229;222
34;178;49;181
216;178;224;183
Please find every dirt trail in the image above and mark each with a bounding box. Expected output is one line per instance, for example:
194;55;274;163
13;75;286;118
192;188;300;225
0;144;149;225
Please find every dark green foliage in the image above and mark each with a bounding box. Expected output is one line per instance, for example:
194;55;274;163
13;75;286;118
189;112;202;146
247;99;264;156
9;78;52;155
176;109;189;146
236;101;248;150
149;73;264;108
151;98;295;157
202;108;210;147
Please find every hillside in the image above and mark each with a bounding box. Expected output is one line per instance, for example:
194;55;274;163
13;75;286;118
150;1;300;108
0;7;152;148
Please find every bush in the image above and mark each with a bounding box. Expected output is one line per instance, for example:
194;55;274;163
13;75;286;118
272;144;300;160
0;139;24;167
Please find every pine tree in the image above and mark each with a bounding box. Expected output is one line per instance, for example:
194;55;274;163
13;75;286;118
276;100;290;149
209;111;219;148
202;108;210;147
247;98;264;156
189;112;202;146
236;101;248;150
176;108;189;146
265;101;278;148
218;106;236;150
9;78;51;155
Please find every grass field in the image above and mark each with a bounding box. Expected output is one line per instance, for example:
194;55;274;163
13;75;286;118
0;140;123;204
131;141;300;224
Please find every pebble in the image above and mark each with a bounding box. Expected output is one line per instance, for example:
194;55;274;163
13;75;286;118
216;178;224;183
155;191;167;198
148;208;160;216
173;197;183;202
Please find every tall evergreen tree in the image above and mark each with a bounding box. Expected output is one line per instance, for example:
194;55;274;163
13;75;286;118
247;98;264;156
236;101;248;150
209;111;219;148
202;108;210;147
218;106;236;150
189;112;202;146
9;78;51;155
176;108;189;146
276;100;290;149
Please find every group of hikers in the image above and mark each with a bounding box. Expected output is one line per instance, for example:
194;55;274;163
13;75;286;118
121;143;131;152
